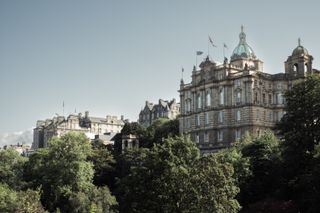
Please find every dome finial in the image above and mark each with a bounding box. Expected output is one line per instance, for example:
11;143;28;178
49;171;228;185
298;37;301;46
241;25;244;33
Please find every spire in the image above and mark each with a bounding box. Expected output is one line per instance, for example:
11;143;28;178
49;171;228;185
239;25;246;44
298;37;301;46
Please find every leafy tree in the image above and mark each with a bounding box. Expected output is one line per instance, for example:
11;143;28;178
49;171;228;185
25;132;118;212
239;132;282;207
0;148;27;190
0;183;17;212
116;135;240;213
276;75;320;212
153;118;179;144
89;139;116;188
0;183;47;213
187;154;241;213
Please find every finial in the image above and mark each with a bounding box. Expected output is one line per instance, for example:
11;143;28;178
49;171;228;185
298;37;301;46
241;25;244;32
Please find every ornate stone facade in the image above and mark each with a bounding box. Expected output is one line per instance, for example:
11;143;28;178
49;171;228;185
32;111;126;149
179;27;319;154
138;98;180;127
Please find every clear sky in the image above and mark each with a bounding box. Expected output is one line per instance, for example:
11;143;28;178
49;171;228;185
1;0;320;135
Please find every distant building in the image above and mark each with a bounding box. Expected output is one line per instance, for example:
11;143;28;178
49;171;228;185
3;143;32;156
138;98;180;127
179;26;320;154
121;134;139;152
32;111;126;149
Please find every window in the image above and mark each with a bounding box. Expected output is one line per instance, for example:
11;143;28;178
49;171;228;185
218;111;224;123
197;94;202;109
195;133;199;143
277;93;283;104
254;80;258;88
219;88;224;105
196;115;200;126
236;91;241;104
277;83;282;90
235;129;241;141
235;79;241;87
205;112;209;125
236;110;241;121
268;94;272;104
206;91;211;107
256;110;260;120
269;111;273;122
254;92;258;104
204;132;209;143
218;130;223;141
262;93;266;104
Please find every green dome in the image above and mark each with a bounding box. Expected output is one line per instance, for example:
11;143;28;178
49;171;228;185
231;26;256;61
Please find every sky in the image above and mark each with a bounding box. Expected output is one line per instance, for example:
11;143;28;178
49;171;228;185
1;0;320;144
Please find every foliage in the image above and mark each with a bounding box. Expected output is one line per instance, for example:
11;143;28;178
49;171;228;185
187;154;241;213
239;132;282;206
275;75;320;212
116;135;240;213
89;139;116;188
25;132;117;212
0;183;47;213
0;148;27;190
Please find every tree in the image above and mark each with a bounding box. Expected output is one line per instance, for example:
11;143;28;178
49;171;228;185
89;139;116;188
0;148;27;190
239;132;282;207
0;183;47;213
116;135;199;212
116;135;240;212
276;75;320;212
187;154;241;213
25;132;118;212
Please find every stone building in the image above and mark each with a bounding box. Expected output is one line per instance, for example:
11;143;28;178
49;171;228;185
138;98;180;127
179;26;319;154
32;111;126;149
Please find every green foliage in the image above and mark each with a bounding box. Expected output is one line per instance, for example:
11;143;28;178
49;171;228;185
0;148;27;190
0;183;17;212
89;139;116;187
275;75;320;212
239;132;282;206
0;183;46;213
116;135;240;212
187;154;240;213
25;132;117;212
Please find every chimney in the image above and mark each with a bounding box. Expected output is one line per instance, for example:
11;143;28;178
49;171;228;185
121;115;124;120
85;111;89;118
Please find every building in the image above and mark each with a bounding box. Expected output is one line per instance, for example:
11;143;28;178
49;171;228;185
32;111;126;149
179;26;319;154
138;98;180;127
121;134;139;152
3;143;32;156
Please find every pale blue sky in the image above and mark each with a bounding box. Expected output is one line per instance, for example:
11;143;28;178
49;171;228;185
1;0;320;134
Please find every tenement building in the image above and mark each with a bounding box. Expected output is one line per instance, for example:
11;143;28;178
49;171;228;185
138;98;180;127
179;26;319;154
32;111;126;149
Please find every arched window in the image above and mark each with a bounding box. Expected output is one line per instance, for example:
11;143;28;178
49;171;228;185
206;91;211;107
219;88;224;105
236;110;241;121
293;64;298;72
197;94;202;109
236;91;241;103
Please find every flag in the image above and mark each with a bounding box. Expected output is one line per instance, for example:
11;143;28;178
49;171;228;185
208;36;217;47
196;51;203;56
223;43;228;49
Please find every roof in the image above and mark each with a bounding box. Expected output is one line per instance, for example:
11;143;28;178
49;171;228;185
231;26;256;61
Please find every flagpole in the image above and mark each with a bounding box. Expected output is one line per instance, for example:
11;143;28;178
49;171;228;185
223;45;225;59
